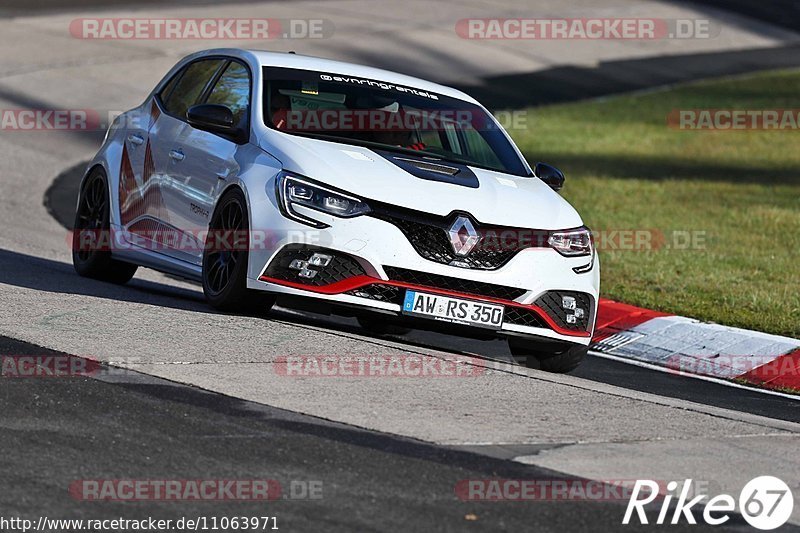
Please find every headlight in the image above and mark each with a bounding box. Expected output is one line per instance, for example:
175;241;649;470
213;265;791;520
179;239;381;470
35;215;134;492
548;227;593;257
276;172;371;228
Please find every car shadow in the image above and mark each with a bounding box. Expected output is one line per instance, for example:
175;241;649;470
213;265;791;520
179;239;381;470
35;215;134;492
0;248;211;314
45;160;86;230
0;247;515;362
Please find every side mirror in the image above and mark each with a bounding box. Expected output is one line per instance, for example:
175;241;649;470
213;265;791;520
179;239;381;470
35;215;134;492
187;104;245;142
534;162;565;191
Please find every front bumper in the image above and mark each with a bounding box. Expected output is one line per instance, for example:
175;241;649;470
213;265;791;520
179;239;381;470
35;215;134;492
247;199;600;345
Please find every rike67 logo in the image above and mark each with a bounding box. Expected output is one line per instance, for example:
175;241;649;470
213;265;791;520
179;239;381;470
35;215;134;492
624;477;794;530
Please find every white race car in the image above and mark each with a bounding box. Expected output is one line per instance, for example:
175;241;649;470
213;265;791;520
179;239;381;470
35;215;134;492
73;48;599;372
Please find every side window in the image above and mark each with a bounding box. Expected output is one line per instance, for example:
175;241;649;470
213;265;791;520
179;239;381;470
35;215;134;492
205;62;251;128
161;59;225;119
158;72;181;103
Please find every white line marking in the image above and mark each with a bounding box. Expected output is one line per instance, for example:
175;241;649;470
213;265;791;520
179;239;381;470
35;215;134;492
590;350;800;401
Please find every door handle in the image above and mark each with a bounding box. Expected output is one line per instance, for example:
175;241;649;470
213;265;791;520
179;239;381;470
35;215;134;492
169;149;185;162
128;134;144;146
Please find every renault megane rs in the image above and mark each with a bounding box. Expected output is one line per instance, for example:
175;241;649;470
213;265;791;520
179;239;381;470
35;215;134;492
73;48;599;372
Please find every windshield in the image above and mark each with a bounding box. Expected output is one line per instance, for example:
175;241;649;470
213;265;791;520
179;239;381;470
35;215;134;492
263;67;529;176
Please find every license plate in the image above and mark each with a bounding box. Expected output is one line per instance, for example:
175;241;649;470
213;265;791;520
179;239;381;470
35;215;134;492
402;290;504;329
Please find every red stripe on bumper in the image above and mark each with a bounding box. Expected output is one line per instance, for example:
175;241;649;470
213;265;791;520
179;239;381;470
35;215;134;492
258;274;590;338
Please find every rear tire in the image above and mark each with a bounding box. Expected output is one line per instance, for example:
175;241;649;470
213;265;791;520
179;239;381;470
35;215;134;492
72;168;138;285
507;338;587;373
202;188;275;315
356;315;412;336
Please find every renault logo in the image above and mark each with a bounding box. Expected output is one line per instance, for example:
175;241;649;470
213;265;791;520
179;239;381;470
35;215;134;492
448;215;480;256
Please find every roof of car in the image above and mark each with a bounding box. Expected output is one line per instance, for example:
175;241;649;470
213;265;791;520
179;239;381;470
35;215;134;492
189;48;480;104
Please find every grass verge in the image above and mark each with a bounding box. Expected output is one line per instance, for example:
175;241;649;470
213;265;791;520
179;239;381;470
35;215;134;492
510;69;800;337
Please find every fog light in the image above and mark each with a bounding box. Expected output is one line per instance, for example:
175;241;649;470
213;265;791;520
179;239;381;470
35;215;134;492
565;314;577;324
574;307;585;319
562;296;576;310
298;267;318;279
308;253;332;267
289;259;307;270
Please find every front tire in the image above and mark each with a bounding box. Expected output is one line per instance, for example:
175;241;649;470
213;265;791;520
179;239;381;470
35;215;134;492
202;188;275;314
508;338;587;373
72;168;138;284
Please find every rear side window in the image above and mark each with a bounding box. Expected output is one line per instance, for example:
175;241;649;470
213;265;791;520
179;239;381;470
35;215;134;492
161;59;225;119
204;61;251;128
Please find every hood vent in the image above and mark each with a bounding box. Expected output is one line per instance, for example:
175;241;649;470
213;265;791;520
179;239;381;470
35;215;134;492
393;157;460;176
373;149;479;188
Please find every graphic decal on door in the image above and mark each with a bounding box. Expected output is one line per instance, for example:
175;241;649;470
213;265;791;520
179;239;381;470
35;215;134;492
148;100;160;130
118;139;168;228
118;101;172;246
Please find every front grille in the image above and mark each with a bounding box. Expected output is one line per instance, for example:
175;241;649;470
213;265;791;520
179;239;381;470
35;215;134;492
504;307;549;329
383;266;527;302
346;284;404;304
264;245;365;287
534;290;594;332
370;203;547;271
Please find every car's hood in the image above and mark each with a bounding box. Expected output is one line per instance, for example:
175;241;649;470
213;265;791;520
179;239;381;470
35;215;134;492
259;132;583;230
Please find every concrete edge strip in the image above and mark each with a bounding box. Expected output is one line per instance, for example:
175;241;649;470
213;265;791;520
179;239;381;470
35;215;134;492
592;299;800;395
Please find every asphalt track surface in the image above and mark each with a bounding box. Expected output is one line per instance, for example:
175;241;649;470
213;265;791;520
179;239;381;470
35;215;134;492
0;161;791;532
0;336;782;533
2;1;800;531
